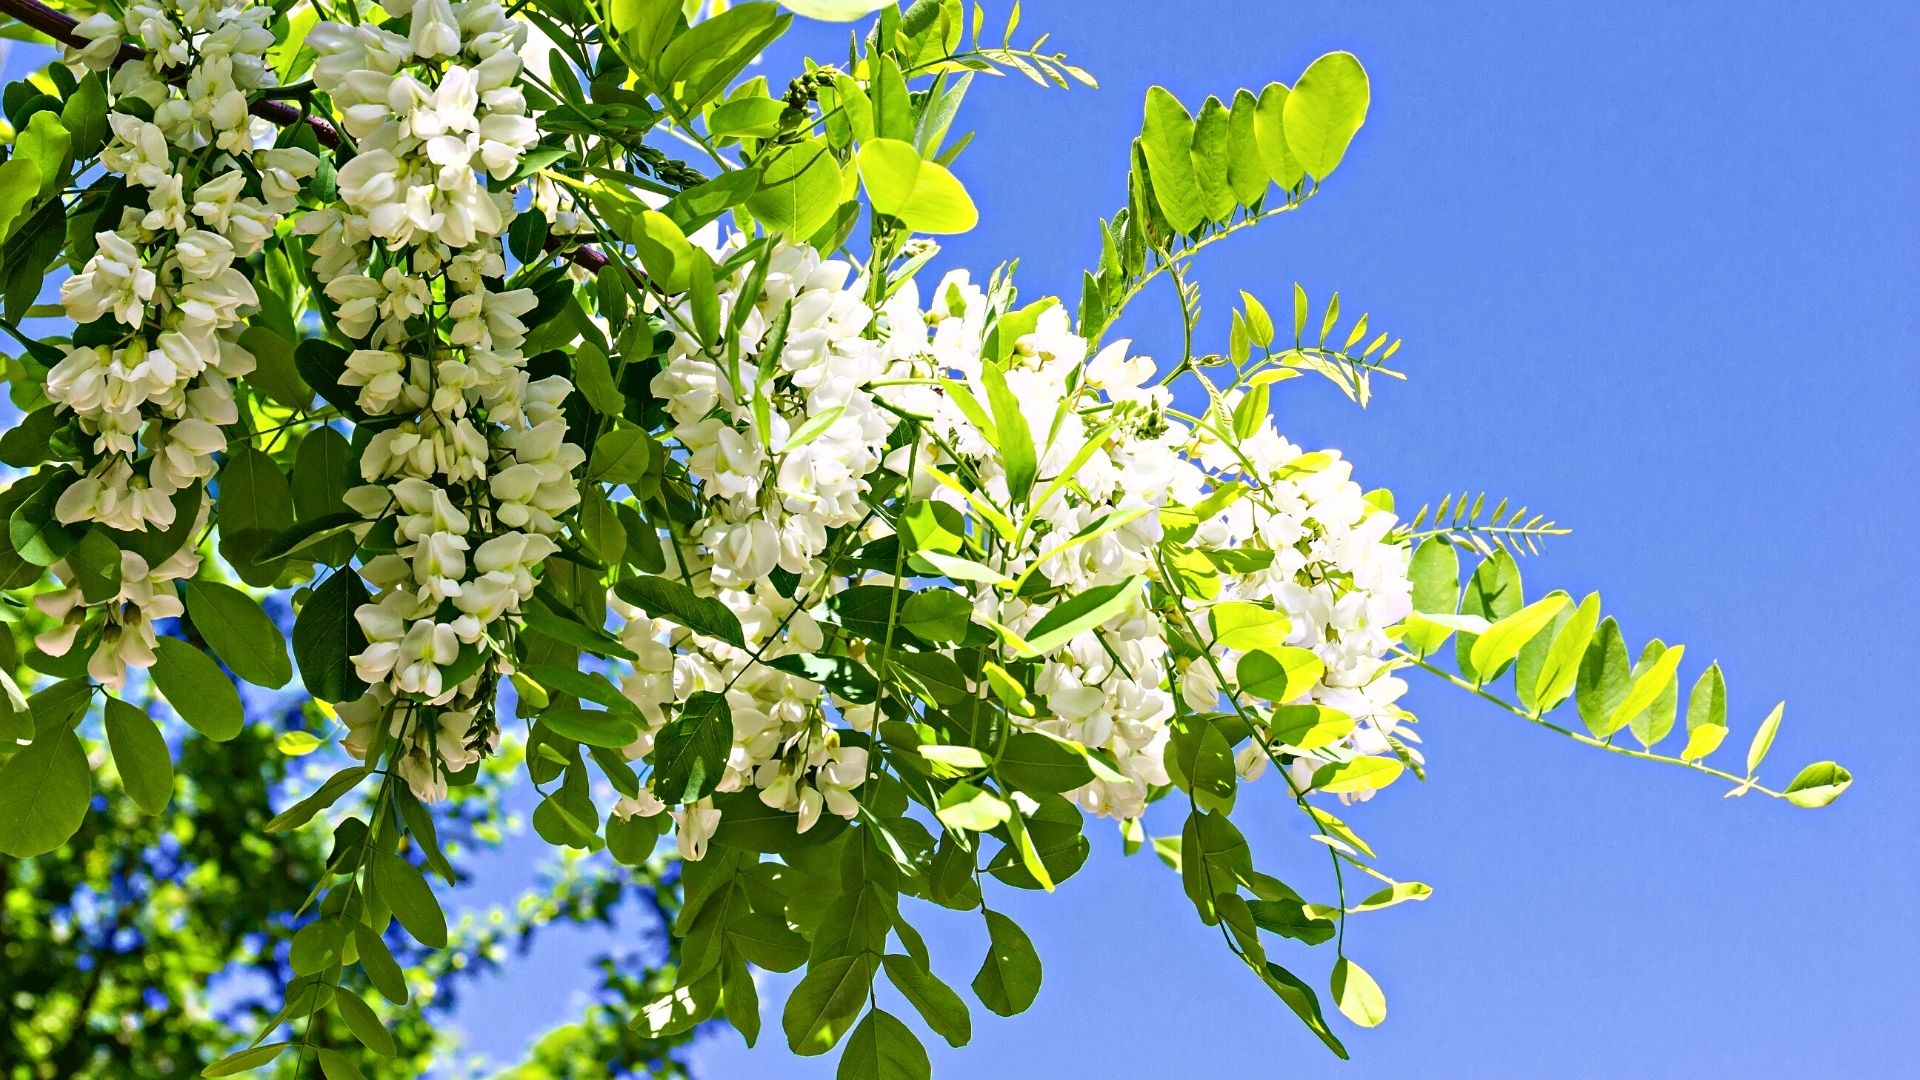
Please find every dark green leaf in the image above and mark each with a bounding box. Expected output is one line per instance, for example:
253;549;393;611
369;850;447;948
0;727;89;857
970;910;1041;1016
151;637;245;741
292;571;370;703
650;690;732;803
186;580;292;688
837;1009;929;1080
103;696;172;814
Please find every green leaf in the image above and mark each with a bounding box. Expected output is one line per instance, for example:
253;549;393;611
354;922;408;1005
1783;761;1852;808
837;1009;930;1080
1331;957;1387;1028
723;953;762;1047
1209;600;1292;653
1746;702;1784;776
1260;962;1348;1059
1235;647;1325;703
610;0;681;56
1166;714;1237;813
291;426;357;564
0;158;43;245
0;728;89;857
856;137;978;234
650;690;732;803
202;1043;289;1077
781;0;893;21
1575;617;1631;738
748;137;844;239
1140;86;1204;232
1469;593;1569;684
103;697;172;815
1311;756;1405;795
726;911;810;971
1020;576;1141;655
881;954;972;1048
782;952;875;1055
1350;881;1433;912
290;917;347;975
264;766;368;832
1225;88;1270;206
971;910;1042;1017
935;781;1011;832
255;511;362;564
151;638;245;741
27;679;90;736
333;991;396;1057
370;850;447;948
653;2;790;114
540;705;641;749
1403;537;1459;655
1283;51;1370;180
217;445;296;587
1268;704;1356;751
1190;95;1235;222
293;571;370;704
763;652;878;703
1680;663;1728;762
900;588;972;643
997;732;1095;795
67;527;122;605
0;668;30;744
1531;592;1601;714
709;95;787;138
59;74;108;158
1179;809;1252;921
8;470;80;565
589;424;653;485
1613;641;1684;748
1456;551;1522;684
977;358;1036;500
1252;83;1306;190
613;575;747;648
185;580;292;688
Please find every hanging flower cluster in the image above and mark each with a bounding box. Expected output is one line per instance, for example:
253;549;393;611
606;239;1416;853
610;242;922;855
304;0;580;801
32;0;313;686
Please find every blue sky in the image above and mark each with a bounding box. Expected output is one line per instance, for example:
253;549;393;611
7;0;1914;1075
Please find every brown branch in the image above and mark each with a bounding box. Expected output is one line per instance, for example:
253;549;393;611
0;0;614;272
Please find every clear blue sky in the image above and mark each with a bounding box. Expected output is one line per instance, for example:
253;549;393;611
11;0;1915;1074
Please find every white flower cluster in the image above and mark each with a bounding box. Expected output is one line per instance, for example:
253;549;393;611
1185;412;1416;795
305;0;580;801
35;0;314;685
34;514;207;689
615;240;1416;854
884;300;1189;821
53;0;310;530
611;243;916;856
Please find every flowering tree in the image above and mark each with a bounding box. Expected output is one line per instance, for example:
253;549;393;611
0;0;1853;1075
